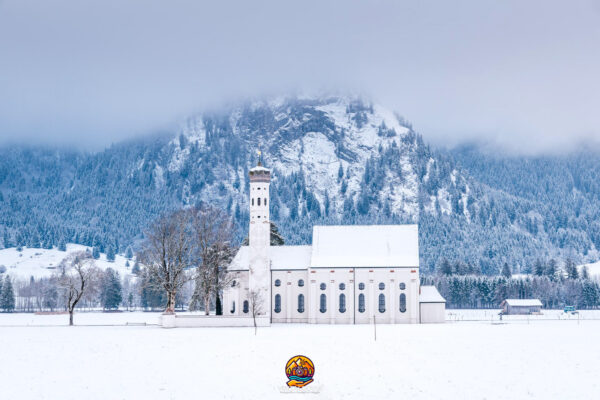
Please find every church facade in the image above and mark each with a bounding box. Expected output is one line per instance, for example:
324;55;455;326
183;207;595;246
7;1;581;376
223;162;445;324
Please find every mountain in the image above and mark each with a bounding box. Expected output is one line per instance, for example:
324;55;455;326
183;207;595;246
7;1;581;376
0;95;599;274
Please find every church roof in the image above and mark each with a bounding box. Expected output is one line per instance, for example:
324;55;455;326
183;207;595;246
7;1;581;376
228;245;312;271
310;225;419;268
419;286;446;303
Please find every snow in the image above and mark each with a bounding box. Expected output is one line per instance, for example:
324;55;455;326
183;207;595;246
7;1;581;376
579;260;600;277
503;299;543;307
229;245;312;271
310;225;419;268
419;286;445;303
1;311;599;399
0;244;134;280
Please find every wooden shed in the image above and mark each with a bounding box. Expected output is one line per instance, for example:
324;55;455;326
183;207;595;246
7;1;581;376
500;299;543;315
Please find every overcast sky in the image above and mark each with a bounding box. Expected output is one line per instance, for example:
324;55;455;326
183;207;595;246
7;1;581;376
1;0;599;153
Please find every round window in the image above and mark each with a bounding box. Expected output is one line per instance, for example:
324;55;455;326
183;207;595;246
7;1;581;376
399;282;406;290
320;283;326;290
274;279;281;287
379;282;385;290
298;279;304;287
358;282;365;290
339;283;345;290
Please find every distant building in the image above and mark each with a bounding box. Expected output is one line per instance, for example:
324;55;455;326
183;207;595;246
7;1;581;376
223;160;446;325
500;299;543;315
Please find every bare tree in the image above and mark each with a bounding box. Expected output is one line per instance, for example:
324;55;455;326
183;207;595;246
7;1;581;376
55;251;100;326
137;209;195;314
189;205;236;315
248;289;264;335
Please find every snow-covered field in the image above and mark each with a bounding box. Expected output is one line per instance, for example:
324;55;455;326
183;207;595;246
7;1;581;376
580;260;600;277
0;244;134;280
1;311;598;399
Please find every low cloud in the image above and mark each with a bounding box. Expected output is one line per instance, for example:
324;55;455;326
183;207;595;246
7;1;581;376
0;0;599;153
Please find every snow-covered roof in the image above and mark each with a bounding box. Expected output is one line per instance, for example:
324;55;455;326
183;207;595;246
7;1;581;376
419;286;446;303
228;245;312;271
249;165;270;172
503;299;543;307
310;225;419;268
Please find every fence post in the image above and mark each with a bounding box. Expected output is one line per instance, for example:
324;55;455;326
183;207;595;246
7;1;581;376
373;315;377;341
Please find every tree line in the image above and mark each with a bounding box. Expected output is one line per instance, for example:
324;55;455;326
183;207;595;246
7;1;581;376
426;258;600;309
2;205;254;325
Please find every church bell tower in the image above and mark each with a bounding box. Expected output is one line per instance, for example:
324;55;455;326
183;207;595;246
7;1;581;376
248;156;271;318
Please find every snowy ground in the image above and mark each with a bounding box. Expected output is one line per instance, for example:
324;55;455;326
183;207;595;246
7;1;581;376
0;244;134;280
580;259;600;277
1;311;599;399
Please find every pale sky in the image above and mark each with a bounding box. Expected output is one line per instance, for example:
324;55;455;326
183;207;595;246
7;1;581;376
1;0;599;153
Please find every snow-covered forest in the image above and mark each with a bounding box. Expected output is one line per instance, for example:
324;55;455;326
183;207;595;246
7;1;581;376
1;96;600;276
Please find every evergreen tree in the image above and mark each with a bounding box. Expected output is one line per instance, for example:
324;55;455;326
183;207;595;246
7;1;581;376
581;265;590;280
0;275;15;312
58;240;67;252
565;258;578;279
501;263;512;279
125;246;133;259
92;246;101;260
100;268;122;310
533;259;545;276
2;232;11;249
546;259;558;281
131;261;141;276
439;258;453;276
106;246;116;262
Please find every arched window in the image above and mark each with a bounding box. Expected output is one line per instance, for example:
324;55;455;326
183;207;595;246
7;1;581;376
339;283;345;290
320;283;326;290
379;282;385;290
251;198;254;206
243;300;249;314
319;294;327;313
358;283;365;290
298;279;304;287
399;282;406;290
264;198;267;206
378;294;386;313
339;293;346;313
298;294;305;313
258;198;261;206
358;293;365;313
274;294;281;313
230;301;235;314
274;279;281;287
399;293;406;313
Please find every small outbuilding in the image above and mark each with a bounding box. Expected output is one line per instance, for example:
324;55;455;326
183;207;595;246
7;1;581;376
500;299;543;315
419;286;446;323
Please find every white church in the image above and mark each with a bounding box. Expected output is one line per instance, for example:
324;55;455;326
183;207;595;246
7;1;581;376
221;161;446;325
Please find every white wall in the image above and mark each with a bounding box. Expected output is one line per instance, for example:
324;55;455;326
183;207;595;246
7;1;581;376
271;270;309;323
223;271;249;316
420;302;446;323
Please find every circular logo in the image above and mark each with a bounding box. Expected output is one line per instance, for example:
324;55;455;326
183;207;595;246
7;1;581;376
285;355;315;388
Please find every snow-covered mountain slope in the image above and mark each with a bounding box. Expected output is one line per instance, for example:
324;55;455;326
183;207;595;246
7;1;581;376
1;94;600;275
0;244;134;280
171;96;421;219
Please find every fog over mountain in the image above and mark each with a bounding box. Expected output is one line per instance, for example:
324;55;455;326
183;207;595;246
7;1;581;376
1;0;599;153
1;95;600;274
